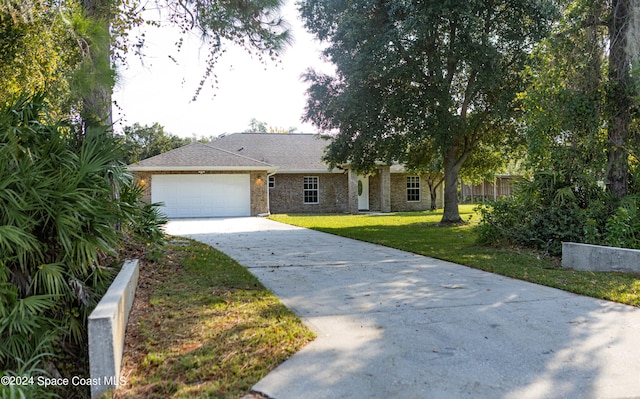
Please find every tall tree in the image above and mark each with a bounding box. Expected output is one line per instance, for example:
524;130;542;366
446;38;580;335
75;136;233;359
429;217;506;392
607;0;634;198
0;1;86;114
120;122;191;164
519;1;607;174
246;118;269;133
300;0;557;223
520;0;639;199
80;0;116;126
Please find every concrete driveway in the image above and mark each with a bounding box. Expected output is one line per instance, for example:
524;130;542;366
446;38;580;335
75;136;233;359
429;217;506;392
165;217;640;399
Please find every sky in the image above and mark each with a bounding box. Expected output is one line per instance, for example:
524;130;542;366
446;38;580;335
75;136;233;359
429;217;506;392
112;1;332;138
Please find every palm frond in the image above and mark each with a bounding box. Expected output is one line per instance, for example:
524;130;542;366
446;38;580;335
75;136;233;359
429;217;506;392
31;263;66;297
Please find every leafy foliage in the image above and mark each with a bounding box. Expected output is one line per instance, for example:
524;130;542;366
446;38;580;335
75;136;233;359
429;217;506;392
0;343;61;399
604;194;640;249
519;0;639;198
118;182;168;244
300;0;558;222
151;0;292;100
518;0;607;178
479;0;640;254
477;171;640;255
0;1;86;116
1;95;118;350
0;95;167;396
119;122;191;164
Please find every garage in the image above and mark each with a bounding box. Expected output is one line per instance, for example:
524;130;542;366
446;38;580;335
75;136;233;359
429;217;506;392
152;174;251;218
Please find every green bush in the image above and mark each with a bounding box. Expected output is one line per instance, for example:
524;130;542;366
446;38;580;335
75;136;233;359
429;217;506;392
477;169;640;254
476;171;610;255
118;182;168;245
605;195;640;249
0;344;61;399
0;94;167;395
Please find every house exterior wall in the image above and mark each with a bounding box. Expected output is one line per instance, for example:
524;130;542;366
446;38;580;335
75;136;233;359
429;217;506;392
250;171;269;215
133;169;444;216
390;174;443;211
134;171;153;203
268;173;351;214
369;172;382;211
132;170;269;216
366;166;391;212
379;167;392;212
269;171;442;214
362;166;392;212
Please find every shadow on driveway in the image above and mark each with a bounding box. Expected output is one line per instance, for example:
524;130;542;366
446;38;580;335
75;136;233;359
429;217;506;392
165;218;640;399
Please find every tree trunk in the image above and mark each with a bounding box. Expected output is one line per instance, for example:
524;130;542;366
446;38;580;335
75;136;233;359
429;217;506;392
441;145;464;224
426;174;443;211
81;0;114;127
429;185;437;211
607;0;631;198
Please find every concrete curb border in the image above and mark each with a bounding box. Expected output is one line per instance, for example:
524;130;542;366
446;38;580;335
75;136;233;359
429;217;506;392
88;259;139;398
562;242;640;273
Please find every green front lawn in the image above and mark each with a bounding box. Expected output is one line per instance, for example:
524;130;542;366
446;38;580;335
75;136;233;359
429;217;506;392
270;205;640;307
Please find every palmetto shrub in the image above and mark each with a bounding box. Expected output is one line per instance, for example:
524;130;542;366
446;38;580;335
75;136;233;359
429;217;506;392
118;181;168;246
477;169;640;254
0;95;163;393
476;170;611;256
604;194;640;249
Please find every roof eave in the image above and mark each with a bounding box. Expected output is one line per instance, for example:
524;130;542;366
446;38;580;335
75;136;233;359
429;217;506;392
276;168;344;174
127;165;278;173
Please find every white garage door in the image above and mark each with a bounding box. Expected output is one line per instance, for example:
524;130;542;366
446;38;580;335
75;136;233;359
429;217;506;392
152;174;251;218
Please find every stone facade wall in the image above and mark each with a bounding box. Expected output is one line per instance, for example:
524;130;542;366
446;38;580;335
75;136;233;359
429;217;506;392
250;171;269;215
369;172;382;211
133;171;153;203
269;173;350;214
390;174;442;211
379;167;392;212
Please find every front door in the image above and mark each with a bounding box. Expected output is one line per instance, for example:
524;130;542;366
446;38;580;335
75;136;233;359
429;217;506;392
358;175;369;211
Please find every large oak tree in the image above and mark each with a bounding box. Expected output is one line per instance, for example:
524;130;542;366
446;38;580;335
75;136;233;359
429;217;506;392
300;0;557;223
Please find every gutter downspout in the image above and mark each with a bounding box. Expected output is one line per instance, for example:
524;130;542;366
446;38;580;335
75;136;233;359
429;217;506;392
265;171;277;216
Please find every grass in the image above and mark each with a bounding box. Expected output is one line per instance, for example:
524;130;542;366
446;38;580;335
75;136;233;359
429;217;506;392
114;238;315;399
270;204;640;307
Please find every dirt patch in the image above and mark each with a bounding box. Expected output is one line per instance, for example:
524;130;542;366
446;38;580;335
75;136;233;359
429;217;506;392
114;243;184;398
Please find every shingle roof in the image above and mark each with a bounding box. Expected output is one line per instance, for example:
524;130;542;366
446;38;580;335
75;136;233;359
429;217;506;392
212;133;333;172
128;141;275;171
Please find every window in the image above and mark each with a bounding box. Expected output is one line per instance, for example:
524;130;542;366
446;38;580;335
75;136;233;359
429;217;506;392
268;176;275;188
407;176;421;202
303;176;319;204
